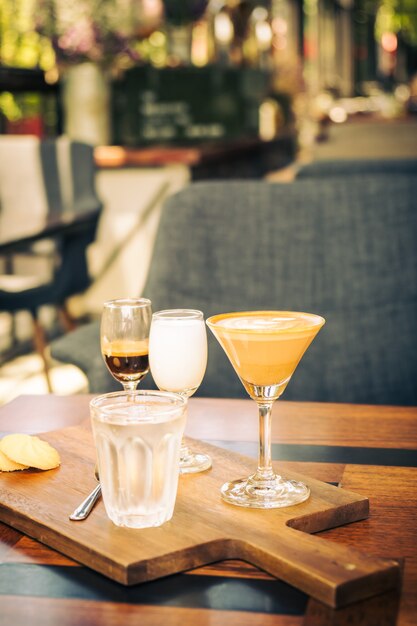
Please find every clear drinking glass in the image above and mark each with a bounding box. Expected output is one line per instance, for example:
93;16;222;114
101;298;152;394
90;390;187;528
207;311;325;508
149;309;212;474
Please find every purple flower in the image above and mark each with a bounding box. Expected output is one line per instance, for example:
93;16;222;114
36;0;164;68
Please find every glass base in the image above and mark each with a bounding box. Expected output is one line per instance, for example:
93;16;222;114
107;507;174;528
220;474;310;508
180;444;212;474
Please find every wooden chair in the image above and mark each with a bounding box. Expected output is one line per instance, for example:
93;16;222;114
0;138;102;391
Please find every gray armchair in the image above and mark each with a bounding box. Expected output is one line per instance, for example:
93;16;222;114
51;174;417;405
295;158;417;179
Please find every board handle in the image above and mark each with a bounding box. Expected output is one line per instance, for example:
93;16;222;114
236;527;401;609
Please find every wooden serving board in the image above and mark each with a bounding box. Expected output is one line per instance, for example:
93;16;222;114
0;423;400;609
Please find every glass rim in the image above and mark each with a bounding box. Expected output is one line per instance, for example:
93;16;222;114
206;310;325;332
103;297;152;310
90;389;187;414
152;308;204;321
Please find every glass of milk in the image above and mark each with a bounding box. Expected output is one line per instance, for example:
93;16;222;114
149;309;211;474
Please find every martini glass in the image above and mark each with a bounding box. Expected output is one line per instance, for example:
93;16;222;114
149;309;212;474
206;310;325;508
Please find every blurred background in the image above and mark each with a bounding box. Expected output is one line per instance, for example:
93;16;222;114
1;0;417;402
1;0;416;147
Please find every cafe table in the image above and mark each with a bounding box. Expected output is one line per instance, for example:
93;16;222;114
0;394;416;626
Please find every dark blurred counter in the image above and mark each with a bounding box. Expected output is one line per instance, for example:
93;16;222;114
94;134;296;180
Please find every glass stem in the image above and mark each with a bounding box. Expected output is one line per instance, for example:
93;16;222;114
256;401;275;481
123;381;137;400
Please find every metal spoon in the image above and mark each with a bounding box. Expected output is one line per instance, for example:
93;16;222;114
69;466;101;521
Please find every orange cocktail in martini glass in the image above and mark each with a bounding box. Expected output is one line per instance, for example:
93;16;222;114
206;311;325;509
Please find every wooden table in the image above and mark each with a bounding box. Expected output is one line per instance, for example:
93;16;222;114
0;395;416;626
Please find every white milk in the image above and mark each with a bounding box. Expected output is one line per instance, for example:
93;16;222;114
149;318;207;394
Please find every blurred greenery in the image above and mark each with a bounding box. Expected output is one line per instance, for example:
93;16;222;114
362;0;417;45
0;0;55;69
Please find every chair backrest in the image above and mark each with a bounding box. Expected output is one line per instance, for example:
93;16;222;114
0;137;102;309
39;137;102;215
42;138;103;301
142;175;417;406
0;136;101;220
0;136;49;226
296;158;417;179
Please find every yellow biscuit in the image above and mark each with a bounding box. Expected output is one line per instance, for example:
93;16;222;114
0;434;60;470
0;447;29;472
